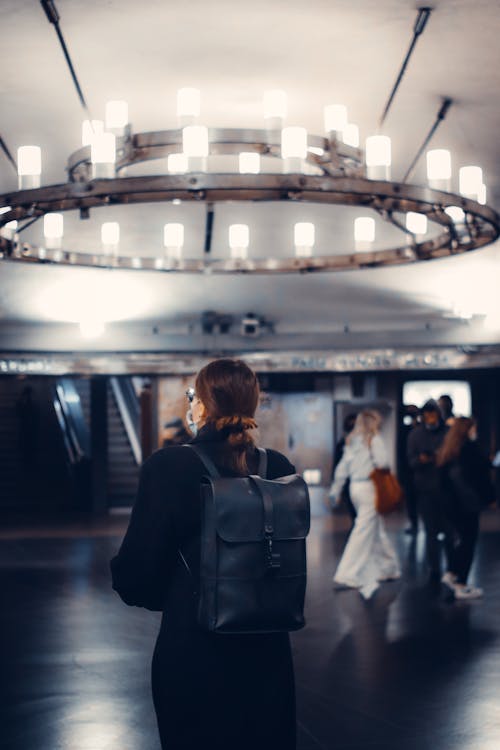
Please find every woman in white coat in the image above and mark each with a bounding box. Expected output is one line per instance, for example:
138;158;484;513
329;410;401;599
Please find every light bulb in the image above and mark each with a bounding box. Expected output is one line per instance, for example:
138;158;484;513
81;119;104;147
426;149;451;190
281;126;307;172
182;125;208;171
365;136;391;180
354;217;375;251
324;105;348;136
168;153;188;173
478;183;487;205
91;133;116;178
239;152;260;174
444;206;465;223
105;100;129;134
17;146;41;189
342;123;360;148
182;126;209;157
406;212;428;237
0;211;17;239
43;213;64;249
263;90;287;127
229;224;249;259
459;166;483;200
163;223;184;260
294;222;315;257
177;88;201;126
101;222;120;255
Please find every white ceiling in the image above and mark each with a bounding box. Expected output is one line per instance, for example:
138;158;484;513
1;0;500;348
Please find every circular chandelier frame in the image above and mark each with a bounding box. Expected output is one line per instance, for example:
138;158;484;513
1;128;499;275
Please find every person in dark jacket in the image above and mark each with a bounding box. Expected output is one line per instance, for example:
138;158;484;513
436;417;494;599
407;399;447;584
438;394;455;426
110;358;297;750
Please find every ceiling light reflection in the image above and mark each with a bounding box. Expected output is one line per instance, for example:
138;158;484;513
37;277;151;324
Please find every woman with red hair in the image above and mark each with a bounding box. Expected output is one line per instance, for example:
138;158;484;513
111;358;297;750
437;417;494;600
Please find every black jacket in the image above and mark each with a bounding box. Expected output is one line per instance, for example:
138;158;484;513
110;425;297;750
441;440;494;513
407;422;447;494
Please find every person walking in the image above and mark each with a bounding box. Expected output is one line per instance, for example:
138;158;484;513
329;409;401;599
437;417;494;599
332;412;357;524
407;399;447;587
110;359;297;750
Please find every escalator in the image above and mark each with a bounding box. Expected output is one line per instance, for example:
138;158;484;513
0;377;87;511
72;376;142;507
52;378;91;508
0;375;143;513
107;377;141;506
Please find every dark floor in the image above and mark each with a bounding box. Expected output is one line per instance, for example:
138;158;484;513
2;505;500;750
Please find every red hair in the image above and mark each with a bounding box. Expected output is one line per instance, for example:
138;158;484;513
436;417;474;467
195;358;260;474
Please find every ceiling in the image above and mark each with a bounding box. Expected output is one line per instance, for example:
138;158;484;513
1;0;500;352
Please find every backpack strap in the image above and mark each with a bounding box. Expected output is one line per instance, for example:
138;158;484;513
257;447;268;478
185;443;221;478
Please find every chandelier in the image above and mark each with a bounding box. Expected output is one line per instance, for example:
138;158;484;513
0;6;499;275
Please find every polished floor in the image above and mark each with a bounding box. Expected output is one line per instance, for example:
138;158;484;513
2;504;500;750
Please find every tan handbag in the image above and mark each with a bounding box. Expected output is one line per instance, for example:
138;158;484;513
370;467;404;515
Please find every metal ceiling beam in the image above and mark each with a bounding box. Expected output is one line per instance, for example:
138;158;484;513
379;7;433;128
403;98;453;183
40;0;93;119
0;134;17;174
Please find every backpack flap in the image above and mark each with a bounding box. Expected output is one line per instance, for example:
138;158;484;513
209;474;310;543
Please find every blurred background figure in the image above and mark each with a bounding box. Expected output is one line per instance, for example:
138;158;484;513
332;412;357;525
438;394;455;426
330;409;401;599
162;417;192;447
437;417;495;600
400;404;420;536
407;399;447;588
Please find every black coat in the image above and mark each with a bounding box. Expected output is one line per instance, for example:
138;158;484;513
407;422;447;495
441;440;494;513
110;425;297;750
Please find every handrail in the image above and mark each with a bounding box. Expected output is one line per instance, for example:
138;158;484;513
55;383;85;461
52;395;77;465
52;379;90;465
110;377;142;465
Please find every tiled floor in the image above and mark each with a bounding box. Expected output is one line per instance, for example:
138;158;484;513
1;506;500;749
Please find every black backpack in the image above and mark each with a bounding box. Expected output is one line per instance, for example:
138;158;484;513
179;444;310;634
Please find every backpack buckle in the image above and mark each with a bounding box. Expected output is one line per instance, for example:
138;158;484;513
265;537;281;570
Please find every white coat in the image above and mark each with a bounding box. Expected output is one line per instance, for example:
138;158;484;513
330;433;401;598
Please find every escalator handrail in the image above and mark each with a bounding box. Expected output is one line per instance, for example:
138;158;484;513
52;389;79;465
54;383;87;462
110;377;142;465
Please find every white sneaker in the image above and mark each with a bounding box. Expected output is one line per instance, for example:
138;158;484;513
453;584;483;600
441;571;458;588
